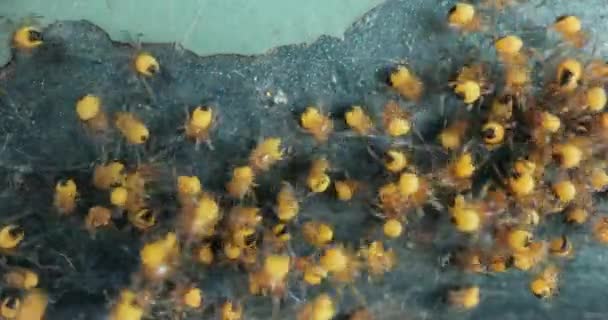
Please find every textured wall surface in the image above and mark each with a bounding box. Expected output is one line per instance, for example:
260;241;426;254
1;0;608;319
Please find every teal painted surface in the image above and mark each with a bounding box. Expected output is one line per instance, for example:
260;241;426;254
0;0;384;65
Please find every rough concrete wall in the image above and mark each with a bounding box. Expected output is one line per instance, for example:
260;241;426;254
1;0;608;319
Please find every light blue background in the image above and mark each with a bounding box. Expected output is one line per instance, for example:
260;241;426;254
0;0;384;65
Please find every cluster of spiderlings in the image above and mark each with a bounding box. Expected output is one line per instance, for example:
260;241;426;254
0;262;47;320
440;2;607;304
4;1;608;319
0;214;47;319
